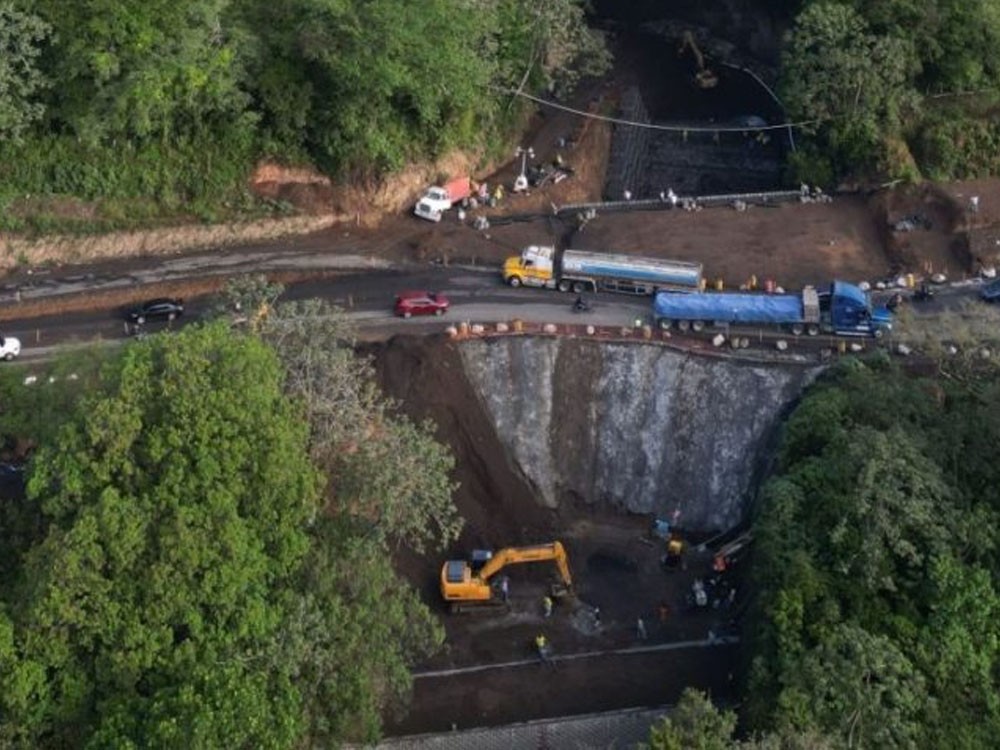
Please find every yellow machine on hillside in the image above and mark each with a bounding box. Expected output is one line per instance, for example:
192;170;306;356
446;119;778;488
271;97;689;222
440;542;573;612
678;31;719;89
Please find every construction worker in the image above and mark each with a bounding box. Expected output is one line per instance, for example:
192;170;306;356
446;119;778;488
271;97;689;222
543;596;553;618
500;576;510;603
636;617;647;641
535;633;552;664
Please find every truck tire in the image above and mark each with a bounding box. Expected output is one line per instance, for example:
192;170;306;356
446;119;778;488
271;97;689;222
873;327;885;340
677;320;691;332
692;320;706;332
807;324;819;336
435;308;445;316
558;280;572;292
791;323;804;336
3;353;13;361
403;311;412;319
508;276;522;288
572;281;586;294
658;319;672;331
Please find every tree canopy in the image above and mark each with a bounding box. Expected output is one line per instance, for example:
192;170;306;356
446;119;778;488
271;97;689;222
782;0;1000;182
0;0;609;229
746;355;1000;749
0;317;459;746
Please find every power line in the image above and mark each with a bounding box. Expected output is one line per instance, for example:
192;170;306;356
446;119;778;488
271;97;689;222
502;88;822;134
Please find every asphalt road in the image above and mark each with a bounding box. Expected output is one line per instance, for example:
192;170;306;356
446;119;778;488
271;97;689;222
0;265;653;361
0;260;994;365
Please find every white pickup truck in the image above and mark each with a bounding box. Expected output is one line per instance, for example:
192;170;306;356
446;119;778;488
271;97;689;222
1;334;21;361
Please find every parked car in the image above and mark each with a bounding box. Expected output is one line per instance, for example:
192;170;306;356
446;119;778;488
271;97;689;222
0;334;21;361
981;278;1000;303
394;291;450;318
128;298;184;324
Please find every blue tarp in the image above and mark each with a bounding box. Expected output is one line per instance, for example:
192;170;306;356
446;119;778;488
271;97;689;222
653;292;804;324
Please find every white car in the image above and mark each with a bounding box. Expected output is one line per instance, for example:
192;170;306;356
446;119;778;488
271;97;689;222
0;334;21;361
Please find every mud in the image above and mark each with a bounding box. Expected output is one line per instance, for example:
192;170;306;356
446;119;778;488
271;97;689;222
368;336;754;736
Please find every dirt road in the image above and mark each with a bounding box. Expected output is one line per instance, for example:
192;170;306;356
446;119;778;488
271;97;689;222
387;642;738;736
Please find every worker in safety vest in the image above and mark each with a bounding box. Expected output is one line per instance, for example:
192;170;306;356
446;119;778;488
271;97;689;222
535;633;552;664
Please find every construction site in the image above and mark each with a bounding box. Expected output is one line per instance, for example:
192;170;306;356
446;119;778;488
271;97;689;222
353;18;1000;747
1;11;998;749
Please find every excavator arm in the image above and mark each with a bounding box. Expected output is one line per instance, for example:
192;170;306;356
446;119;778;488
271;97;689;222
440;542;572;603
678;31;718;89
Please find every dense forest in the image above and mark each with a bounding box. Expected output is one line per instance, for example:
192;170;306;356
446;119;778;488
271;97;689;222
642;352;1000;749
3;0;1000;233
0;0;608;232
0;287;466;747
779;0;1000;184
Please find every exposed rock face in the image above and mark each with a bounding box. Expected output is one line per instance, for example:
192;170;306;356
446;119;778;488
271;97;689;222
459;338;817;531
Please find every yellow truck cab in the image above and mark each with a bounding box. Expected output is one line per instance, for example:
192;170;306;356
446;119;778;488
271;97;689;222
502;245;558;289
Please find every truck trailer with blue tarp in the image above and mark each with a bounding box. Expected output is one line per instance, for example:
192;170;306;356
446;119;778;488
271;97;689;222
653;281;893;338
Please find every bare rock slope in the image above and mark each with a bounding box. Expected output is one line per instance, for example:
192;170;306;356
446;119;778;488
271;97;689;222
459;337;817;531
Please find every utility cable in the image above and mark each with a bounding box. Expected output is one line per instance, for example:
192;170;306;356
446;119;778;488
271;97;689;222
501;88;824;133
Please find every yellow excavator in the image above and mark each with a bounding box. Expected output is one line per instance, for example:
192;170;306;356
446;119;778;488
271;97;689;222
678;31;719;90
440;542;573;612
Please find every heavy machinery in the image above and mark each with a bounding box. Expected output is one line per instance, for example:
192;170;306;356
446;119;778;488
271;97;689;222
653;281;894;338
678;31;718;90
503;245;703;296
440;542;573;613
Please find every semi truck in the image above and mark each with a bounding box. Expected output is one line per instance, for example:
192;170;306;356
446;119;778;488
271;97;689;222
502;245;703;295
413;176;473;222
652;281;893;338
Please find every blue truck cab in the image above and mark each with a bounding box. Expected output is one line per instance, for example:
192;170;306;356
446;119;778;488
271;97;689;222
820;282;894;338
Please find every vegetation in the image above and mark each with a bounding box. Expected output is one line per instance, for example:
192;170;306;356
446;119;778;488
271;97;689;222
0;313;462;746
645;350;1000;749
744;354;1000;749
781;0;1000;183
0;0;608;233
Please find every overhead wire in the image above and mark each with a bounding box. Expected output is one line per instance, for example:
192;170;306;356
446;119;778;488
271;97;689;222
500;88;824;134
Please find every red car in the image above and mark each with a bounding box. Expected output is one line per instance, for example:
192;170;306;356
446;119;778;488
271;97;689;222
394;290;450;318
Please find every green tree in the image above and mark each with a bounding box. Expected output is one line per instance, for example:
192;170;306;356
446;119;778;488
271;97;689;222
776;624;927;750
31;0;250;143
643;689;737;750
236;0;496;174
780;2;918;179
263;300;462;552
491;0;611;98
914;555;1000;748
281;518;442;744
0;3;50;142
0;324;321;746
